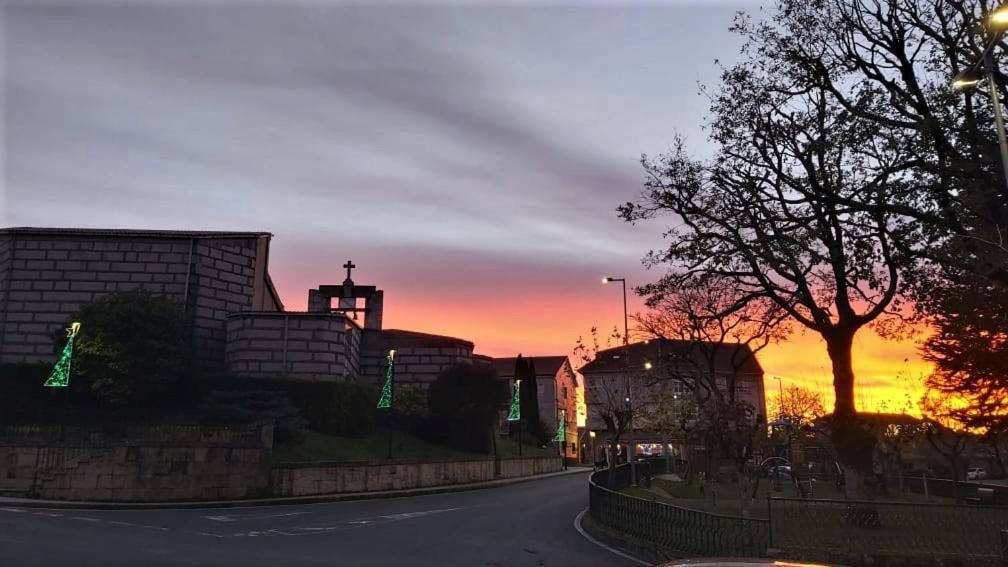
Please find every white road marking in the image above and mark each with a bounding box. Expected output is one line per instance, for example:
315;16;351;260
379;507;462;521
32;512;63;518
205;511;309;522
0;508;26;513
70;516;99;522
107;521;134;527
212;506;466;538
573;508;651;567
140;525;170;531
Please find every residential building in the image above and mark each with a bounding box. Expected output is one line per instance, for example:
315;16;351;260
580;338;766;464
492;355;579;459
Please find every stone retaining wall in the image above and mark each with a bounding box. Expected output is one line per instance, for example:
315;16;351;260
270;455;562;497
0;424;274;502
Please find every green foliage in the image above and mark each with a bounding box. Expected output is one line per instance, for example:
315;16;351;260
63;291;193;408
287;381;378;438
394;383;428;427
425;362;503;453
518;357;547;445
198;389;307;444
0;364;57;423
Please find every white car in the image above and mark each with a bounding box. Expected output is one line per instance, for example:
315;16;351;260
967;467;987;481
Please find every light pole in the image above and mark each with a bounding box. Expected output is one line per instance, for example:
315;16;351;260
952;6;1008;195
603;275;636;484
773;375;784;417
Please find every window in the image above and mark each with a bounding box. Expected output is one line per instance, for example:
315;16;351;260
563;386;568;399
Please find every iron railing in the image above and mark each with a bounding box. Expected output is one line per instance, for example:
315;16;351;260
589;465;769;557
769;497;1008;566
589;464;1008;564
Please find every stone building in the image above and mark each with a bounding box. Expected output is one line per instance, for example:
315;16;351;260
0;227;281;371
492;355;580;459
0;227;482;388
580;338;766;463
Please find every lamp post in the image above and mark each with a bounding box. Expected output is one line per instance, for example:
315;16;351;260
773;375;784;417
952;5;1008;195
603;276;635;485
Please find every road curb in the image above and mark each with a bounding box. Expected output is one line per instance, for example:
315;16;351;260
0;467;590;511
574;508;654;566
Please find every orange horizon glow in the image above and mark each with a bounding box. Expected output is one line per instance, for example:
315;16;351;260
278;286;932;418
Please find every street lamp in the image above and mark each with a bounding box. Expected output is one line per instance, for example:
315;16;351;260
602;275;635;484
952;6;1008;195
773;375;784;419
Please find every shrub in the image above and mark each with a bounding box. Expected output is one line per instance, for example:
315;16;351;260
394;383;428;430
57;291;193;408
0;363;56;423
424;363;503;453
287;381;378;438
198;389;307;445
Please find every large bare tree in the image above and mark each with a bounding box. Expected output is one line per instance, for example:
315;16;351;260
620;22;921;497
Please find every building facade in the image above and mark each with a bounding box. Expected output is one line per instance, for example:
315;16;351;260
580;338;767;463
0;227;481;387
493;356;580;459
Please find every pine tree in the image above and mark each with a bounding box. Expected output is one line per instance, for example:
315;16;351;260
509;355;526;437
522;358;546;445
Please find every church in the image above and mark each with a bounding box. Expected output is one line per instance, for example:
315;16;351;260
0;227;487;388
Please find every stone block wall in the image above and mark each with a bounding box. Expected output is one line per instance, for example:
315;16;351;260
359;329;476;387
191;239;264;369
0;423;273;501
270;455;561;497
0;229;274;371
225;312;359;382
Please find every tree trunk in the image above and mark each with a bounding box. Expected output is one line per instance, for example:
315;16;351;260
826;329;857;418
824;328;879;518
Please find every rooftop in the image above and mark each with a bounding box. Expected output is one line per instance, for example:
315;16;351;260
0;227;273;239
491;355;569;378
367;328;475;350
578;338;763;377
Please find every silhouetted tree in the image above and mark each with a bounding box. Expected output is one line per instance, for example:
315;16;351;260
426;363;502;453
635;274;785;475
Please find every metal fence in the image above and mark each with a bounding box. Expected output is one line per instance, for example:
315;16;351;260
770;497;1008;566
589;465;769;558
589;464;1008;564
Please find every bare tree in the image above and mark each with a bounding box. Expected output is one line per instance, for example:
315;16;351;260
920;390;974;500
573;327;632;450
622;84;917;499
773;385;827;430
634;275;785;476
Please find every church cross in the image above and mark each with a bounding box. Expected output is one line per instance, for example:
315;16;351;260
343;260;356;281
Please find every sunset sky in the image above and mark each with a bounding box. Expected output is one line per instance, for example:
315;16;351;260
2;1;930;412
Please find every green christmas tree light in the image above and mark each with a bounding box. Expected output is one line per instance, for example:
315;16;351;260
376;349;395;409
44;322;80;388
507;379;521;422
553;410;566;442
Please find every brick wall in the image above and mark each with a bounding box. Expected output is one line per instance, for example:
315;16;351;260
0;230;273;371
270;455;562;497
225;312;359;382
191;239;263;369
0;235;12;357
359;329;476;387
0;423;273;502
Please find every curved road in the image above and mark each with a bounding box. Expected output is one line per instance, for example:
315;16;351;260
0;470;638;566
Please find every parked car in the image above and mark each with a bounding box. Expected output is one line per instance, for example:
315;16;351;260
768;465;792;480
967;467;988;481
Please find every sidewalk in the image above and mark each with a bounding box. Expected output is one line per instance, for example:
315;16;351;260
0;467;590;510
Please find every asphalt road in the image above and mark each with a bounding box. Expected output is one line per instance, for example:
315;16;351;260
0;470;638;567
